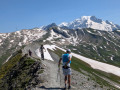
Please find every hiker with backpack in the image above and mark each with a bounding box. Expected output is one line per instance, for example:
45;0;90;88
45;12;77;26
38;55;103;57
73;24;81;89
58;49;72;89
40;45;46;60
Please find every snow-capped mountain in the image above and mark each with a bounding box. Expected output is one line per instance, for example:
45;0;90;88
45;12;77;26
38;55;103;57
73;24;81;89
59;16;120;31
1;16;120;68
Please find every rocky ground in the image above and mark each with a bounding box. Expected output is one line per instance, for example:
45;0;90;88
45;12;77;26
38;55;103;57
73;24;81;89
31;60;109;90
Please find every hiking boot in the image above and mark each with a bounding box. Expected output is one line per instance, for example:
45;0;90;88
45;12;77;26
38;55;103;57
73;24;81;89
68;86;71;89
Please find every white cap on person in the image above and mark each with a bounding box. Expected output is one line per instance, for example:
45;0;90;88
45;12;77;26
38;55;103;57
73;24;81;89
66;49;71;53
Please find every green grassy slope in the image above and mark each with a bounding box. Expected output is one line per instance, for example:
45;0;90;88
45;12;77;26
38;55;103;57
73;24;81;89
0;50;42;90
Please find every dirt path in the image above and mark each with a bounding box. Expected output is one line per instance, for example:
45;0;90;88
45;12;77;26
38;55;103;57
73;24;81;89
33;59;65;90
42;60;63;88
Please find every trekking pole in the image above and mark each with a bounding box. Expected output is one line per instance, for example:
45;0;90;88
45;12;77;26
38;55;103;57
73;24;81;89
56;67;59;82
59;66;61;87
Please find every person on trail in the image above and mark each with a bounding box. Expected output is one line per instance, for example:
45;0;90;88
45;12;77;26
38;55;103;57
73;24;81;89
40;45;46;60
58;49;72;89
28;49;32;56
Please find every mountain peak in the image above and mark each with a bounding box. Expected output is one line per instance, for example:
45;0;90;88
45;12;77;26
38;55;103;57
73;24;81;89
59;16;120;31
41;23;57;30
81;16;91;19
77;16;97;20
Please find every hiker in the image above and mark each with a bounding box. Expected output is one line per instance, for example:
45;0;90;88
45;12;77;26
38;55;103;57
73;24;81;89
40;45;46;60
58;49;72;89
28;49;32;56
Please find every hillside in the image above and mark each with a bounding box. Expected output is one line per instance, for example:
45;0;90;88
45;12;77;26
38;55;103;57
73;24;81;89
0;16;120;90
0;43;120;89
0;49;42;90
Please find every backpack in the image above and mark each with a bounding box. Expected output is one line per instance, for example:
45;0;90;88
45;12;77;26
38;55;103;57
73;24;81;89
62;53;71;64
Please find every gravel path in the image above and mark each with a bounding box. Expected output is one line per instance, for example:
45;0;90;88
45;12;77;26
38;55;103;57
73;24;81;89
32;59;65;90
42;60;63;88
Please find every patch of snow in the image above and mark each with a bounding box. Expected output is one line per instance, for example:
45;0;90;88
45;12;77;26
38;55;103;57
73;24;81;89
15;31;21;34
117;30;120;32
92;45;97;52
18;42;22;46
60;39;65;42
72;53;120;77
104;46;106;48
79;29;85;42
87;30;96;35
4;55;12;63
47;29;56;41
43;40;46;42
107;31;115;39
10;40;14;43
62;29;68;33
72;48;77;50
115;85;120;89
46;29;62;41
100;46;103;49
111;56;113;61
23;36;28;43
44;45;56;51
59;22;68;27
0;33;3;36
0;39;2;42
67;31;79;45
83;45;86;47
115;48;117;52
97;31;103;36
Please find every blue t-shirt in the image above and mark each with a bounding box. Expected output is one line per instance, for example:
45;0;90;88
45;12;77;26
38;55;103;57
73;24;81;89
62;53;72;67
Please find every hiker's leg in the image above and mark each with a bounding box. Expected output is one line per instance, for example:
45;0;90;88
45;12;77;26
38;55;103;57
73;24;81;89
43;54;44;60
65;75;67;85
41;54;43;60
68;75;71;86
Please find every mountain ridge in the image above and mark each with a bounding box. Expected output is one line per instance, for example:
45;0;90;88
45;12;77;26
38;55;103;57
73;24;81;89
59;16;120;31
1;16;120;68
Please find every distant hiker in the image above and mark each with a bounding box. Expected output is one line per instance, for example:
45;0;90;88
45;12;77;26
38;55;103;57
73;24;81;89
58;49;72;89
40;45;46;60
28;49;32;56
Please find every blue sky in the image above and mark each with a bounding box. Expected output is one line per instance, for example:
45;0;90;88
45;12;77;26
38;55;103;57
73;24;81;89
0;0;120;33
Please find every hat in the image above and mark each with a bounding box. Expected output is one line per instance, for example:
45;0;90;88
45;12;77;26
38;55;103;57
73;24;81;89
66;49;71;53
